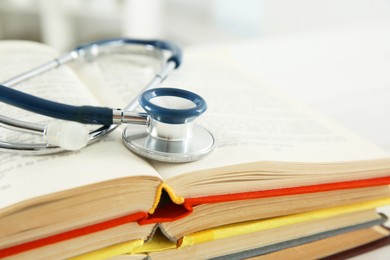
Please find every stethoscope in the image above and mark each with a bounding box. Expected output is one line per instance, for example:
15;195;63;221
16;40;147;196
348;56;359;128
0;38;215;163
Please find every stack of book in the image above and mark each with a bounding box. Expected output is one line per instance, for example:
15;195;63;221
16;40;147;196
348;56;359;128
1;41;390;259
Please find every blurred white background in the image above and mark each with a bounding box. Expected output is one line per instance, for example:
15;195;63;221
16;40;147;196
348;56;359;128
0;0;390;51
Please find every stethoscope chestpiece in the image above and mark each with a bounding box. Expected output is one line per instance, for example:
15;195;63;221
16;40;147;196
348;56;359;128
122;88;215;163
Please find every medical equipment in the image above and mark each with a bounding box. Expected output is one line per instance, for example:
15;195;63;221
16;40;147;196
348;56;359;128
0;38;215;163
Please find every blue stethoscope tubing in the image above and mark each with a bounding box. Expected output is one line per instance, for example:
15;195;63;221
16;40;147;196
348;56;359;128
0;38;177;151
0;39;182;126
0;38;215;162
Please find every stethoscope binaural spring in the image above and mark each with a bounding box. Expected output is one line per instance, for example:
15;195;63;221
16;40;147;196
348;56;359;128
0;38;215;163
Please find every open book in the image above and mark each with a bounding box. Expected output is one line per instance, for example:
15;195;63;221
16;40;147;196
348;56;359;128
1;40;390;259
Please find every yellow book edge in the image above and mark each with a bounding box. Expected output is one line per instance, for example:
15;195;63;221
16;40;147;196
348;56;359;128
70;233;177;260
180;197;390;247
148;183;185;214
73;197;390;259
70;239;144;260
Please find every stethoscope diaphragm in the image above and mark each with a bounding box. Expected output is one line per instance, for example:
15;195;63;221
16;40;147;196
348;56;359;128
122;87;215;163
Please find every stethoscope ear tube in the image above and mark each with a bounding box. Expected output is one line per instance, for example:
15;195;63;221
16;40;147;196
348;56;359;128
74;38;183;68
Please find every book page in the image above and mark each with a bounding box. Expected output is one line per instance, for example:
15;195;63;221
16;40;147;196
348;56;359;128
152;47;390;179
226;24;390;152
72;46;163;108
0;41;160;210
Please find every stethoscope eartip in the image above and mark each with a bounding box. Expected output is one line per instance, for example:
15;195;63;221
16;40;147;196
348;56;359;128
45;121;90;151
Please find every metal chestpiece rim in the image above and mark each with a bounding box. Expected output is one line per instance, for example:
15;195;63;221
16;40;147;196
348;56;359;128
122;87;215;163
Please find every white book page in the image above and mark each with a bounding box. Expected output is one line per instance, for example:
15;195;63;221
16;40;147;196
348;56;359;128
72;47;163;108
226;23;390;152
0;41;160;210
152;48;390;179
